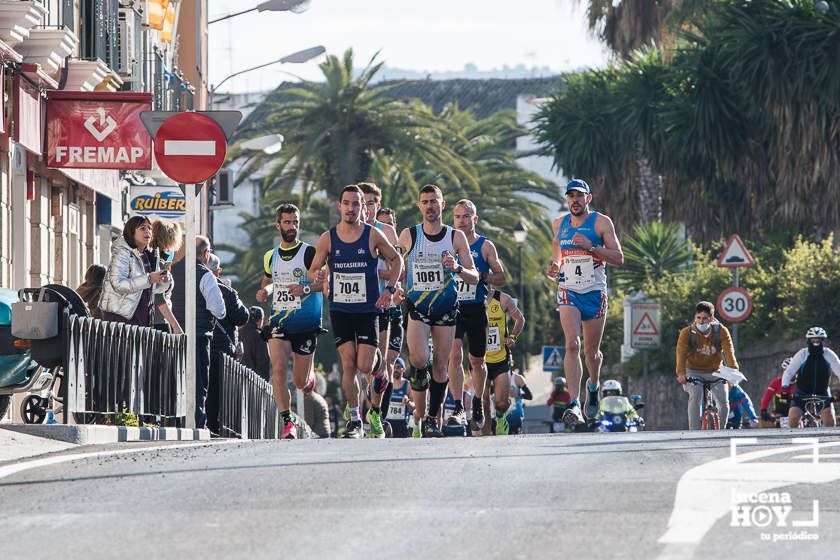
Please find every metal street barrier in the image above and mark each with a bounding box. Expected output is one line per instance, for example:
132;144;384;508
218;354;311;439
64;316;186;425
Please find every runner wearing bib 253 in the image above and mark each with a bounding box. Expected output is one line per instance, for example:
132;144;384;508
255;203;325;440
546;179;623;427
448;199;507;433
309;185;403;439
397;184;479;438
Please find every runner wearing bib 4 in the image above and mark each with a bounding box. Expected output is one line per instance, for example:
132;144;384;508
397;184;479;438
255;204;326;440
448;199;507;433
482;290;525;436
547;179;623;427
309;185;403;439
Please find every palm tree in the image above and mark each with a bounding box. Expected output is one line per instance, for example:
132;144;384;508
231;49;477;222
612;221;695;291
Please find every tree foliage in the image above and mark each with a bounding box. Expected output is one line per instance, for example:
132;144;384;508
537;0;840;242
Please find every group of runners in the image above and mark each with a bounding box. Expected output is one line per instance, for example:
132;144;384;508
255;178;623;438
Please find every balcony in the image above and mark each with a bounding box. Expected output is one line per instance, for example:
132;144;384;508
16;26;78;77
64;58;125;92
0;0;46;46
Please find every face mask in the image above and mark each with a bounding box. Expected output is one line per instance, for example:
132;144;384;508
808;342;824;355
696;322;711;334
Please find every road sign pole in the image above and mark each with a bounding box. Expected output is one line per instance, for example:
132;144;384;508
732;268;739;357
642;349;649;405
185;184;196;429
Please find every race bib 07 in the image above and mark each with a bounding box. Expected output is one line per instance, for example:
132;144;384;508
333;272;366;304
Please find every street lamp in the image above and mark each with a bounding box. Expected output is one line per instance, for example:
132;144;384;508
513;220;528;374
240;133;284;155
209;45;326;106
209;0;312;24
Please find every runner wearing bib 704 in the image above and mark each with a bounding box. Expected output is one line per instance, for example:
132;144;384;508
546;179;623;427
309;185;403;439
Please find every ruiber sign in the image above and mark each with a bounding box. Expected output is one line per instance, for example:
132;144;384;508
46;91;152;170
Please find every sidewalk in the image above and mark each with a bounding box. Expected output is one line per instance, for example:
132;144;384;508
0;426;77;464
0;423;211;464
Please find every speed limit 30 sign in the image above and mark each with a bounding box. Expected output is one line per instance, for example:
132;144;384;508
717;287;753;323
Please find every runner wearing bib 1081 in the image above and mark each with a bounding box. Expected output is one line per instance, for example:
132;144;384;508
255;203;325;440
546;179;623;427
309;185;403;439
397;184;479;438
358;182;403;434
447;199;507;433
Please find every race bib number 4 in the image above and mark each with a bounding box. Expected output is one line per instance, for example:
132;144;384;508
456;278;476;301
333;272;366;304
487;326;501;352
273;286;301;311
413;261;444;291
562;254;595;289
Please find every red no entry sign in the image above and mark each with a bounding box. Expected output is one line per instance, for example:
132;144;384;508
153;112;227;184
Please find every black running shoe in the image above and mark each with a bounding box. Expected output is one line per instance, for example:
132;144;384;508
342;419;364;439
422;416;444;438
470;404;485;431
446;405;466;427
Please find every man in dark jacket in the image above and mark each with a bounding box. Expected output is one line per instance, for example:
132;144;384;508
206;253;249;434
171;236;226;429
239;306;271;381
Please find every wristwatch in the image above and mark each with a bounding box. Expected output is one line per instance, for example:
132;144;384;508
385;285;397;294
302;285;311;295
510;334;518;342
455;264;464;274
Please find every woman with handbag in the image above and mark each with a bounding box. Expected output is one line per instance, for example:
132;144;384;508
98;216;171;326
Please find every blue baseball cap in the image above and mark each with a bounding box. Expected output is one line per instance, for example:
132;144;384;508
395;357;406;368
565;179;591;195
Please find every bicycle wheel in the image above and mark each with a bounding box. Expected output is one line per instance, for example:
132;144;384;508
702;410;719;430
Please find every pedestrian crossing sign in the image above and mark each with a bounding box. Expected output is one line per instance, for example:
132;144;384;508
542;345;565;372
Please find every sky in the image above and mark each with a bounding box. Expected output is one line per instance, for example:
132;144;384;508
208;0;610;93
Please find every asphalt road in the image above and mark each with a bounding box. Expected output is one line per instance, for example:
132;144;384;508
1;429;839;559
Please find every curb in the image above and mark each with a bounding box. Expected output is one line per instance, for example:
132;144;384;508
1;424;210;445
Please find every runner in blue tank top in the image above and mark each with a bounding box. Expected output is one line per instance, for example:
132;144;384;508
447;199;507;433
309;185;403;439
396;184;479;438
546;179;624;427
384;357;414;438
358;182;403;438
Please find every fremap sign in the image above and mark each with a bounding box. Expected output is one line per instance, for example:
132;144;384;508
45;91;152;170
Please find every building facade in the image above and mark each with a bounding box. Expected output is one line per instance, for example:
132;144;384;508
0;0;209;293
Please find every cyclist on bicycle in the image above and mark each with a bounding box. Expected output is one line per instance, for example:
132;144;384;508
675;301;738;430
759;358;796;427
547;377;572;422
782;327;840;428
